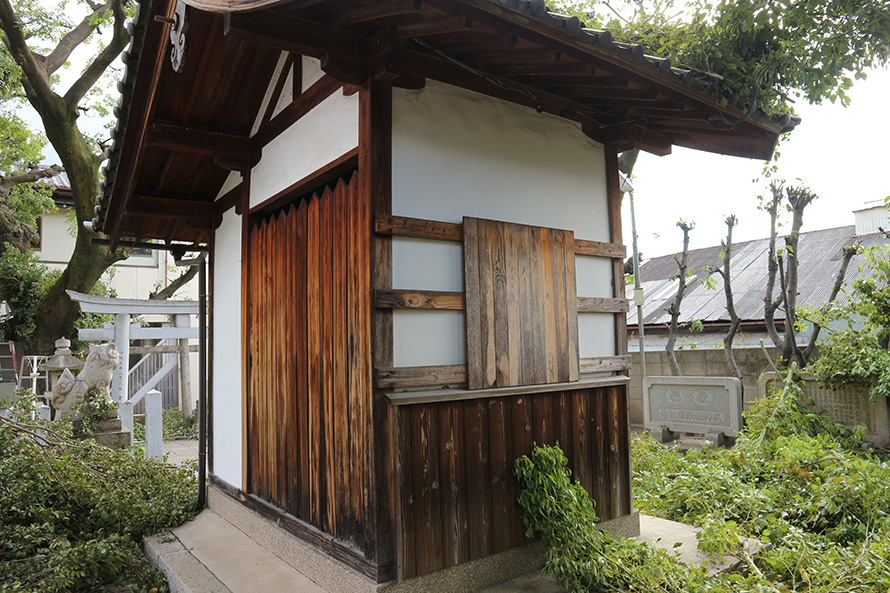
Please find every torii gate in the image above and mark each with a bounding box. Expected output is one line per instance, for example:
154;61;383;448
67;289;200;409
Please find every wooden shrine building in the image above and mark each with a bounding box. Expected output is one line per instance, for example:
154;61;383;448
95;0;794;589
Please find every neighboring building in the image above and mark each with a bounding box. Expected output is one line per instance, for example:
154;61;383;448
37;170;197;303
94;0;793;590
627;203;889;350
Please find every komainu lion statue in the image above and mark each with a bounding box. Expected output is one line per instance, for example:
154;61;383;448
50;343;120;419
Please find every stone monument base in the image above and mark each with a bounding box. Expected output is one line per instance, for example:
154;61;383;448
76;417;131;450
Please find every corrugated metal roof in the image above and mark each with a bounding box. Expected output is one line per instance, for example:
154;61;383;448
627;225;889;326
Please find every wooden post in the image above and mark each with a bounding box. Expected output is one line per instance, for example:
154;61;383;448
175;313;193;414
112;313;130;403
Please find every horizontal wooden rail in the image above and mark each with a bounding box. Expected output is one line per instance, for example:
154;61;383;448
376;289;628;314
579;355;632;374
374;215;626;259
377;357;632;391
575;239;626;259
375;364;467;390
577;297;630;313
374;289;465;310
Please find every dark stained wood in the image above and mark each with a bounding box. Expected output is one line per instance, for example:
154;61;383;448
396;15;473;37
224;10;371;61
464;217;579;389
245;172;375;566
331;0;423;27
374;214;462;241
577;297;630;313
145;123;251;159
374;289;465;310
214;181;244;216
128;195;213;220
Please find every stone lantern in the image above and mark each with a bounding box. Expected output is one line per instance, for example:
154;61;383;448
38;338;84;391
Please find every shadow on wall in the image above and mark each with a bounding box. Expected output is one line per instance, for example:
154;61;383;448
628;347;780;426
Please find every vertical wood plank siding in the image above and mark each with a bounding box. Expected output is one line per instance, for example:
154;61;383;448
396;384;632;579
246;171;372;552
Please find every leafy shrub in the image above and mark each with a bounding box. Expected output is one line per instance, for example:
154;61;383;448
515;368;890;592
132;408;198;443
69;388;119;437
810;328;890;400
0;391;196;592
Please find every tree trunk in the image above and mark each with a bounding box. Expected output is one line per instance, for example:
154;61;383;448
27;103;124;354
719;216;743;394
665;221;693;376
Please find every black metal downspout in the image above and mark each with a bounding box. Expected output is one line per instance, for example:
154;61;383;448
197;256;207;509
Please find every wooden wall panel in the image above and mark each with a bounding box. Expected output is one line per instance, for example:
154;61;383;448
463;217;580;390
245;171;372;553
395;384;632;580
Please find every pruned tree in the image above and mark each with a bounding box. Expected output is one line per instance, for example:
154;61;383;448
665;220;693;376
763;182;859;367
708;216;743;390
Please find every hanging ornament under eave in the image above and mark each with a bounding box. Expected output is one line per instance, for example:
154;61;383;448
169;0;188;73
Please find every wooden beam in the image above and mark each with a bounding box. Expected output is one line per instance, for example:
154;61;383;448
396;15;473;37
575;239;625;259
579;355;632;374
224;10;371;61
331;0;424;27
213;182;245;217
605;125;672;157
375;364;467;389
374;214;462;241
577;297;629;313
321;53;369;86
146;123;251;158
604;146;628;358
128;195;213;220
375;289;465;310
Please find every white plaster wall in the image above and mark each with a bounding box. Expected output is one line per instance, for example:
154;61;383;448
302;57;325;91
249;90;358;207
211;209;243;488
391;81;617;366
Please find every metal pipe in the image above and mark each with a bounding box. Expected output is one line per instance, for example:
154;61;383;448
628;188;647;380
197;256;207;509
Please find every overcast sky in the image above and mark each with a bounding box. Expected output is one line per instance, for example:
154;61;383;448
622;66;890;260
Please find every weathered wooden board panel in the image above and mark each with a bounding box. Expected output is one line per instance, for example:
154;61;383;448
245;172;372;554
463;217;580;389
394;384;631;580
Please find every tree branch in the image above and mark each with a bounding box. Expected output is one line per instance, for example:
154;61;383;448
721;216;743;392
0;0;57;117
63;0;129;106
45;0;112;75
802;244;859;363
665;220;694;376
0;164;63;194
763;181;784;351
149;254;205;300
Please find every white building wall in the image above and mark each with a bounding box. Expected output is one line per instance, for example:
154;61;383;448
391;81;616;368
211;208;243;488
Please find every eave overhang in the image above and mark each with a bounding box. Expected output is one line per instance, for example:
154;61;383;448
97;0;798;246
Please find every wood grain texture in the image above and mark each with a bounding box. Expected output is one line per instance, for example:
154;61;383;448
577;297;630;313
579;355;632;374
575;238;626;259
245;172;373;562
375;365;467;390
605;147;629;358
463;217;579;389
374;289;465;310
394;384;632;580
374;214;462;241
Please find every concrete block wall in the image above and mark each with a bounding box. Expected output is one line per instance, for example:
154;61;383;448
628;346;779;426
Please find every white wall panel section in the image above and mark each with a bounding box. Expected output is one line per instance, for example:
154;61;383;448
302;56;324;91
212;209;243;488
392;237;464;291
575;255;614;298
392;80;614;369
392;81;609;238
578;313;617;358
216;171;242;199
250;51;288;136
393;310;466;368
250;90;358;207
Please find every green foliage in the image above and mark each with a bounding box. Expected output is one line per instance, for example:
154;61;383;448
516;368;890;592
553;0;890;115
0;391;196;592
0;246;61;345
811;329;890;400
69;388;118;437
